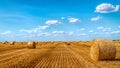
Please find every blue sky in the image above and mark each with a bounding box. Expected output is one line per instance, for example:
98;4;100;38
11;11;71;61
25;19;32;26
0;0;120;41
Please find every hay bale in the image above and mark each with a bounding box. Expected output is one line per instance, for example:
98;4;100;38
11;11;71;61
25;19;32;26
2;41;8;44
65;42;71;45
10;41;15;45
67;43;71;45
90;39;116;61
27;41;36;49
2;42;6;44
36;42;38;45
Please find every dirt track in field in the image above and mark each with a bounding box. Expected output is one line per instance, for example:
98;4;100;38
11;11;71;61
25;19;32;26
0;42;120;68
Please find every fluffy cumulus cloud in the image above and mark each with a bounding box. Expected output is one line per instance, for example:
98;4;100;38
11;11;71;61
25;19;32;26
80;28;85;30
68;32;73;36
97;27;112;32
111;31;120;34
78;33;88;36
46;20;61;25
20;25;49;33
52;31;73;36
20;30;34;34
89;30;94;33
61;17;65;19
0;31;12;35
68;17;80;23
118;26;120;28
38;25;49;30
102;28;112;32
97;26;104;30
95;3;120;13
52;31;65;34
91;16;101;21
37;32;51;37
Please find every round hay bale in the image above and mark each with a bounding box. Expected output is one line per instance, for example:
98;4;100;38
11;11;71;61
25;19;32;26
2;41;8;44
10;41;15;45
27;41;36;49
90;39;116;61
2;42;6;44
65;42;71;45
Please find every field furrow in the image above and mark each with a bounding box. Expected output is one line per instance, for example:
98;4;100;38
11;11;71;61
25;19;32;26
35;44;86;68
0;48;27;58
0;49;30;62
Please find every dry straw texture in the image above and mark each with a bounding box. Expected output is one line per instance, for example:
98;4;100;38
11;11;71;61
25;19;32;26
27;41;36;49
90;39;116;61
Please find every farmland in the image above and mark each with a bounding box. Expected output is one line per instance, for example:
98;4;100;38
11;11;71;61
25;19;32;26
0;41;120;68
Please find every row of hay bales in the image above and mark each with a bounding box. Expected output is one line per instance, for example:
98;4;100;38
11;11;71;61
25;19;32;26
1;39;117;61
1;41;37;49
1;41;15;45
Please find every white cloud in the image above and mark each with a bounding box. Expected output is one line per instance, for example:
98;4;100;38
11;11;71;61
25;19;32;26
97;27;104;30
46;20;60;25
37;33;51;37
52;31;74;36
95;3;120;13
118;26;120;28
20;25;49;33
89;30;94;33
37;25;49;30
97;27;112;32
111;31;120;34
68;17;79;23
20;29;35;33
61;17;65;19
92;32;98;35
52;31;65;34
80;28;85;30
78;33;88;36
102;28;111;32
0;31;12;35
22;34;36;38
68;32;73;36
52;31;65;36
91;16;101;21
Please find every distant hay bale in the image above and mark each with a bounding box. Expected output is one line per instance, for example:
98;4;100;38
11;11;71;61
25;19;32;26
90;39;116;61
2;41;8;44
67;43;71;45
64;42;71;46
27;41;36;49
66;42;71;45
2;42;6;44
36;42;38;45
10;41;15;45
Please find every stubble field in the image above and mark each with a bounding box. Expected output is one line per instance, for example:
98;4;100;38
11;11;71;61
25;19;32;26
0;41;120;68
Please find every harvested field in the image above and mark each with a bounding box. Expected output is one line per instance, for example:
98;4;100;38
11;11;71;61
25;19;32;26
0;41;120;68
